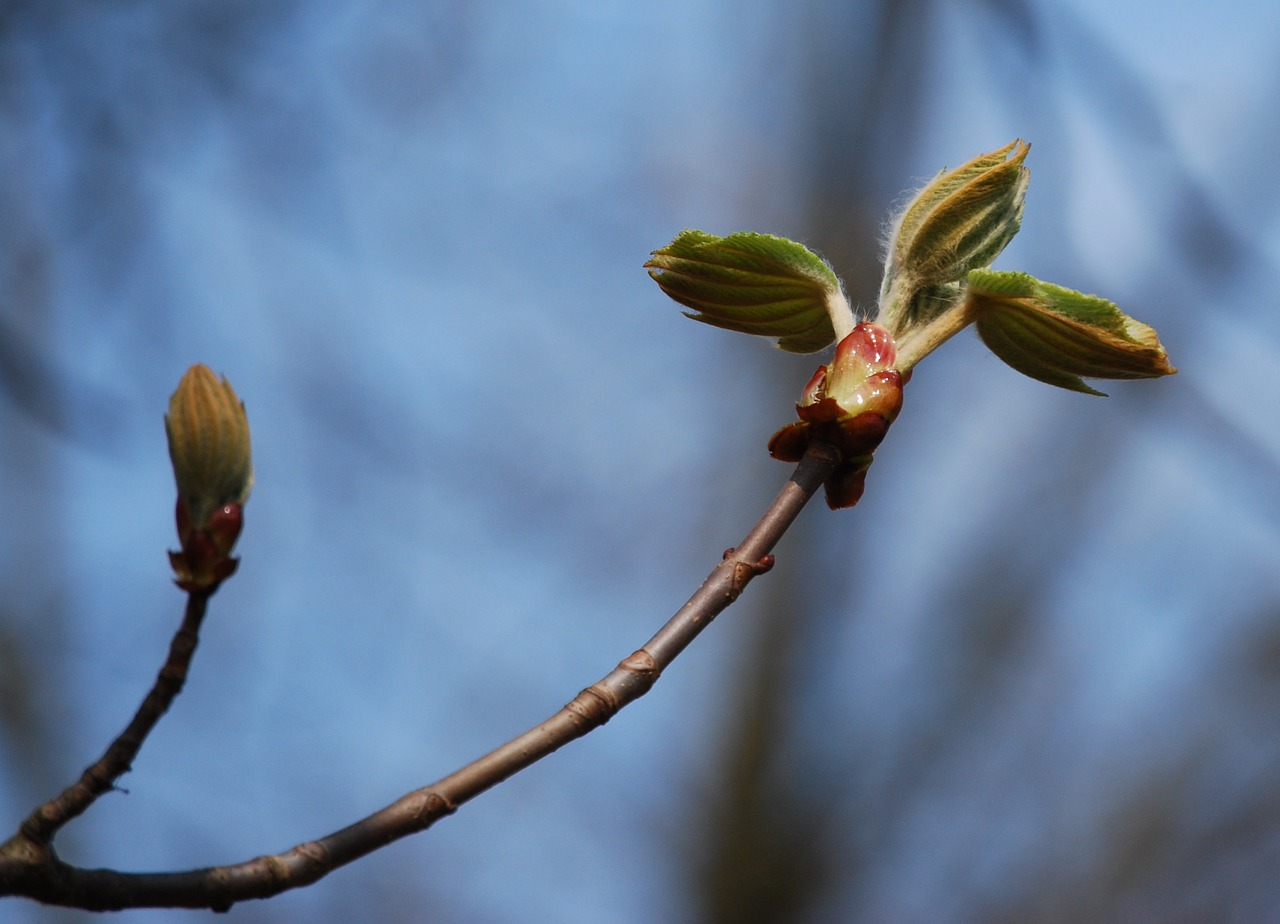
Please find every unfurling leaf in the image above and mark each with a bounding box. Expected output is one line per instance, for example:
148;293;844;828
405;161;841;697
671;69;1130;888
646;230;852;353
880;140;1029;334
646;141;1176;512
966;269;1177;396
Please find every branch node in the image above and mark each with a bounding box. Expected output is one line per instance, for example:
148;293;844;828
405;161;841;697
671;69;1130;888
724;553;775;601
2;830;51;865
425;790;458;817
618;648;658;675
569;685;618;728
728;563;750;600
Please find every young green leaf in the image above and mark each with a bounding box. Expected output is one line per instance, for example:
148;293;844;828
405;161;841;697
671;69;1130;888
879;141;1030;333
646;230;853;353
966;269;1176;396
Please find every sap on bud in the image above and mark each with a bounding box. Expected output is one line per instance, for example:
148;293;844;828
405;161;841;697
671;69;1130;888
807;322;902;418
768;323;905;509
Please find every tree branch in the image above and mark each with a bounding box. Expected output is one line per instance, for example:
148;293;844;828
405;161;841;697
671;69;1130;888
9;591;210;854
0;439;841;912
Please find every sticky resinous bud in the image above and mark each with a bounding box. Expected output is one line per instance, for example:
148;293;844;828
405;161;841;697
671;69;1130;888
165;364;253;594
768;323;905;509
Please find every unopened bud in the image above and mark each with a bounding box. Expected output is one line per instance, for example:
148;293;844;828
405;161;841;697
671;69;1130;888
768;323;905;509
165;365;252;593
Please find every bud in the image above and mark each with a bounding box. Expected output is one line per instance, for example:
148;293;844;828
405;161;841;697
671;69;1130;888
768;323;905;509
164;365;253;593
880;140;1030;334
646;142;1175;503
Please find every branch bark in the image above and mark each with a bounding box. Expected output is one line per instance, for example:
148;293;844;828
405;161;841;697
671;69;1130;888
11;591;210;850
0;440;841;912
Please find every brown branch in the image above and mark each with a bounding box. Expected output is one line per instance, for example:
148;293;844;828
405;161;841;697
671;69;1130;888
0;440;841;912
9;591;211;853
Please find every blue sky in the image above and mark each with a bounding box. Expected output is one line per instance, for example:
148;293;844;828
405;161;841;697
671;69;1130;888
2;2;1279;921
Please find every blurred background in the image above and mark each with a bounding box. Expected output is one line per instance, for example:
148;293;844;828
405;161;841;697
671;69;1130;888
2;1;1278;921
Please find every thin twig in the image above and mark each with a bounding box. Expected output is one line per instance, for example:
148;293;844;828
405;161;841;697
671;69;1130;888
10;592;211;851
0;440;841;912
